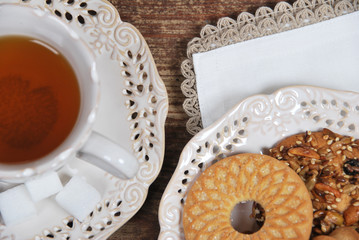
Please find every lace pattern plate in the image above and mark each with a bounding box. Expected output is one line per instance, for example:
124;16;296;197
0;0;168;239
181;0;359;135
159;86;359;239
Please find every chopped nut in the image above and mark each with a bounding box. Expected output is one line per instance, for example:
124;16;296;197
306;175;317;191
323;128;337;139
318;147;329;156
315;183;341;198
313;210;325;219
288;147;320;159
325;152;335;160
299;166;309;177
325;194;335;203
324;211;343;225
310;136;319;147
336;176;347;183
288;160;300;171
343;184;357;194
334;193;352;213
344;205;359;225
341;137;352;145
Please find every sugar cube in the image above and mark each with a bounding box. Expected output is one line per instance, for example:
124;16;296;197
25;171;63;202
55;176;101;222
0;185;36;226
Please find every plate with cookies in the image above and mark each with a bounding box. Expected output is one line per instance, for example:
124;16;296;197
159;85;359;240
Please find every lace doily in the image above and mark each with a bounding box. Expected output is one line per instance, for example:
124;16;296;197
181;0;359;135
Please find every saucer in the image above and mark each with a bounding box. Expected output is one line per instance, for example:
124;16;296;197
159;86;359;239
0;0;168;239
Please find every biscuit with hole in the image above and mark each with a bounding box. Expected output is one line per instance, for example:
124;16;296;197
183;153;313;239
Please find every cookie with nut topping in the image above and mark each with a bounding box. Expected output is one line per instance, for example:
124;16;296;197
269;128;359;237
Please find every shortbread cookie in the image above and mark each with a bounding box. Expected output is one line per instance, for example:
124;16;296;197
183;153;313;240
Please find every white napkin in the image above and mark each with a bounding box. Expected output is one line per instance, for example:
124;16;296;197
193;11;359;128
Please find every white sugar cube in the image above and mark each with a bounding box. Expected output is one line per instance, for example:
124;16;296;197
55;176;101;222
0;185;36;226
25;171;63;202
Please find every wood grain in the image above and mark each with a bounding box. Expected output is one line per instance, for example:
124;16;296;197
107;0;284;239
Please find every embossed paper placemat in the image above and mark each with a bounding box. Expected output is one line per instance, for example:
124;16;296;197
181;0;359;134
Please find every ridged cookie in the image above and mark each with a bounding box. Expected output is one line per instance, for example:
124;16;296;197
183;153;313;240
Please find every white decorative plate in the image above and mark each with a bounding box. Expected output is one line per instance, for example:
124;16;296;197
159;85;359;239
0;0;168;239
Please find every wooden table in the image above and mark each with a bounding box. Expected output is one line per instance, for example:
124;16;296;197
107;0;284;239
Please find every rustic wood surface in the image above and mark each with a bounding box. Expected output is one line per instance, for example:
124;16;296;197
106;0;285;239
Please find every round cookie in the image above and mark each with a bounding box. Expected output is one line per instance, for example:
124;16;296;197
183;153;313;240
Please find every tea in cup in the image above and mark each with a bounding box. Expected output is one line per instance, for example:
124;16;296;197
0;4;139;182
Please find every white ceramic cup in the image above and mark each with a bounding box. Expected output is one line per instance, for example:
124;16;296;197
0;4;139;182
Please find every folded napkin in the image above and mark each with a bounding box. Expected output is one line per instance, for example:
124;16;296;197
193;11;359;128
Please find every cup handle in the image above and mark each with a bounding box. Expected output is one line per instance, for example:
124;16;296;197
78;132;139;179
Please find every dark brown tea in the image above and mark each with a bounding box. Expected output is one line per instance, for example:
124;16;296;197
0;36;80;164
